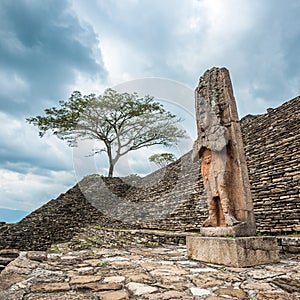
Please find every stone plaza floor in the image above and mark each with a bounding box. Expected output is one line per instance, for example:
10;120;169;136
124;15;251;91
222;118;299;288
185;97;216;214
0;244;299;300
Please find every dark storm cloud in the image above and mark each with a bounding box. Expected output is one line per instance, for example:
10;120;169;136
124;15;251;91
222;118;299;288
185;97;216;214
228;0;300;113
76;0;196;82
76;0;300;115
0;0;107;116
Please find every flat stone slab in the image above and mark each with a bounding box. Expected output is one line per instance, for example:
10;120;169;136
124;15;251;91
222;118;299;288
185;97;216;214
186;236;279;267
200;223;256;237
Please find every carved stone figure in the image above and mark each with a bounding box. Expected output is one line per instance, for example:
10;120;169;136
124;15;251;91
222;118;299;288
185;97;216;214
193;67;256;235
200;148;239;227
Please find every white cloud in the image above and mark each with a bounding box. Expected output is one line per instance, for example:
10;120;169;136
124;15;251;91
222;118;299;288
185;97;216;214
0;168;75;211
0;112;73;172
0;112;76;213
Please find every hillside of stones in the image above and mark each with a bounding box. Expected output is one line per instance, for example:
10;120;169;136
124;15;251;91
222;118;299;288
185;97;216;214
0;96;299;251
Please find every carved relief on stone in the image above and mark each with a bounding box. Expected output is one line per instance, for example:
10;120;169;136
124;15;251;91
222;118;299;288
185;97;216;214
193;67;256;236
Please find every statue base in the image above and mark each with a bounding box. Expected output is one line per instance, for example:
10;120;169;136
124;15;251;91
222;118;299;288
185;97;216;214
200;223;256;237
186;236;279;267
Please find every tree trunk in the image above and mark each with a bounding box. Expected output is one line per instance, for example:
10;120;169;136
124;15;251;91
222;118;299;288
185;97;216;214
106;145;114;177
108;162;114;177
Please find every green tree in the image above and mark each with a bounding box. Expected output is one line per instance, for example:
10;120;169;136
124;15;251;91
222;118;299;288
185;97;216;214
27;88;186;177
149;153;177;168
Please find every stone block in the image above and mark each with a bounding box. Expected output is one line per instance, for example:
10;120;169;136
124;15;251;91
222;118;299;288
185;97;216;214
186;236;279;267
200;223;256;237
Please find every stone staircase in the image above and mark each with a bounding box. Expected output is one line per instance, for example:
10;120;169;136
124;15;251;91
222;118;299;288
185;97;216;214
0;249;19;273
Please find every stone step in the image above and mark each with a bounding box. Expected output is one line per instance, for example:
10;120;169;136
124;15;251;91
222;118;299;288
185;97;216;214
0;257;15;265
0;249;20;258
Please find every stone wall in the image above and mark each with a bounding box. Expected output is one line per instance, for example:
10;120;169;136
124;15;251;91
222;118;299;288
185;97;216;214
241;96;300;233
0;96;299;250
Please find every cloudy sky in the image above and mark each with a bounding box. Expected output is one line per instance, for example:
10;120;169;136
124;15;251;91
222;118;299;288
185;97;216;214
0;0;299;218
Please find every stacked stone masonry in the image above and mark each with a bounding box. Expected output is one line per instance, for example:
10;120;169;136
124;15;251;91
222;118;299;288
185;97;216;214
0;96;299;250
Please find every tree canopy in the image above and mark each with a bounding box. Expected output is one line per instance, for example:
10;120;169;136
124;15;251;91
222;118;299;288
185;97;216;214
27;88;187;177
149;153;177;168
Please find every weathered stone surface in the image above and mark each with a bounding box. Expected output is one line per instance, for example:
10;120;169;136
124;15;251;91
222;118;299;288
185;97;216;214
123;272;154;283
0;244;299;299
75;282;122;291
69;275;102;284
103;276;126;283
144;290;193;299
26;291;97;300
240;280;274;291
280;236;300;254
76;266;94;275
256;292;299;300
0;290;25;300
191;274;223;288
0;275;27;291
200;222;256;237
30;282;70;293
215;287;248;299
30;268;66;283
190;287;211;296
126;282;158;295
150;265;188;276
27;251;47;261
248;269;284;280
272;277;300;293
192;67;256;232
187;236;280;267
99;291;129;300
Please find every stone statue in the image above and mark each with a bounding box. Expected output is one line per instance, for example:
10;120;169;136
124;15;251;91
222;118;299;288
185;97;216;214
193;67;256;236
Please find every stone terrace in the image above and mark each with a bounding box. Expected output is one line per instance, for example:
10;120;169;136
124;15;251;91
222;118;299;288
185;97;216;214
0;244;299;300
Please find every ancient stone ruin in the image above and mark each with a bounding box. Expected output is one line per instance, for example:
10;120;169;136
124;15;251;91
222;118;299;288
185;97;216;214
187;67;279;267
0;71;299;253
192;67;256;237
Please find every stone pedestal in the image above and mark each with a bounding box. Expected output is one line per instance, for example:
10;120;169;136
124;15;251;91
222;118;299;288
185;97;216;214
200;223;256;237
186;236;279;267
